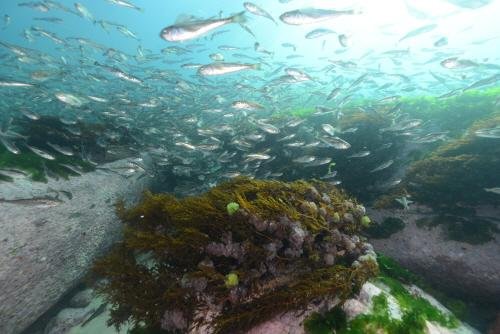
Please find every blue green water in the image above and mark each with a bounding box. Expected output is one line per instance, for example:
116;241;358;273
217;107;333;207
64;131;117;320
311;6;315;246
0;0;499;333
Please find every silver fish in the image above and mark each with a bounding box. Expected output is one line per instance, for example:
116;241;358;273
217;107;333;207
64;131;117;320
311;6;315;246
26;145;56;160
232;101;264;110
280;8;357;25
0;137;21;155
0;81;34;88
338;34;349;47
243;2;277;25
370;160;394;173
348;151;370;158
160;12;247;42
440;57;477;69
0;197;63;208
399;24;437;43
74;3;95;22
198;62;260;76
47;142;74;156
305;28;334;39
55;92;86;107
293;155;316;163
107;0;142;11
484;187;500;195
321;124;336;136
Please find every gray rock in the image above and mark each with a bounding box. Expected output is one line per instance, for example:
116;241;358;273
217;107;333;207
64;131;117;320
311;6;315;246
368;207;500;303
0;155;154;334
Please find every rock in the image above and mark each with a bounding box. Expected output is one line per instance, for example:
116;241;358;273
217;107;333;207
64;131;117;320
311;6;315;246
341;280;478;334
69;289;94;308
0;155;154;334
367;207;500;303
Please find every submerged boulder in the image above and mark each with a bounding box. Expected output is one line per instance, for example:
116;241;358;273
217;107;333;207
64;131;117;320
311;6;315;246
0;154;154;334
367;207;500;304
92;178;379;333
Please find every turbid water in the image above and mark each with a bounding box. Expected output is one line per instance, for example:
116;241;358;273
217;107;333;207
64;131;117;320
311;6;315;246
0;0;499;333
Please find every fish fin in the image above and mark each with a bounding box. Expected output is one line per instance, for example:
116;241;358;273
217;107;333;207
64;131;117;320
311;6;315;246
231;11;247;25
175;14;201;24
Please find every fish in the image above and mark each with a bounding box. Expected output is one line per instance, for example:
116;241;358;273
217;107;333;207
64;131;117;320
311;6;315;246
484;187;500;195
94;62;143;84
475;127;500;138
256;122;280;134
395;196;413;210
232;101;264;110
0;137;21;155
243;2;277;25
338;34;349;47
285;68;312;82
321;137;351;150
0;196;63;208
398;24;437;43
26;145;56;160
370;160;394;173
33;17;64;23
440;57;477;69
74;3;95;23
47;142;74;156
245;153;272;161
18;2;50;12
434;37;448;47
321;124;336;136
305;28;334;39
116;26;139;40
279;8;357;25
326;88;341;100
293;155;316;164
3;15;11;29
198;62;260;76
0;81;34;88
160;12;247;42
281;43;296;52
464;74;500;91
348;151;370;158
107;0;142;11
446;0;493;9
55;92;86;107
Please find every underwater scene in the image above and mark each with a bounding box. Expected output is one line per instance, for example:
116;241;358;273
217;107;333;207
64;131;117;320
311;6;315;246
0;0;499;333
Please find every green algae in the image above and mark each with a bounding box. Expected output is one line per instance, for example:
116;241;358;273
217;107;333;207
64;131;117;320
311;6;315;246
305;254;467;334
305;276;458;334
225;202;240;215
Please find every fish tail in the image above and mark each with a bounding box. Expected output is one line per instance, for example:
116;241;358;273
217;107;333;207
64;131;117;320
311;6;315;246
231;11;247;25
252;63;262;71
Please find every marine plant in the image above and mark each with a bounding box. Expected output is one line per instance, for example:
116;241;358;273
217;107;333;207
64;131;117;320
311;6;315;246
92;177;378;333
304;254;462;334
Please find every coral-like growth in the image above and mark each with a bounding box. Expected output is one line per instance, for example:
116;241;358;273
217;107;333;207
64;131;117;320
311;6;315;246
93;177;378;333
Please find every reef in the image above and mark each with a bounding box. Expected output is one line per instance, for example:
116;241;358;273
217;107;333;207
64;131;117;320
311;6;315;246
92;177;378;333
